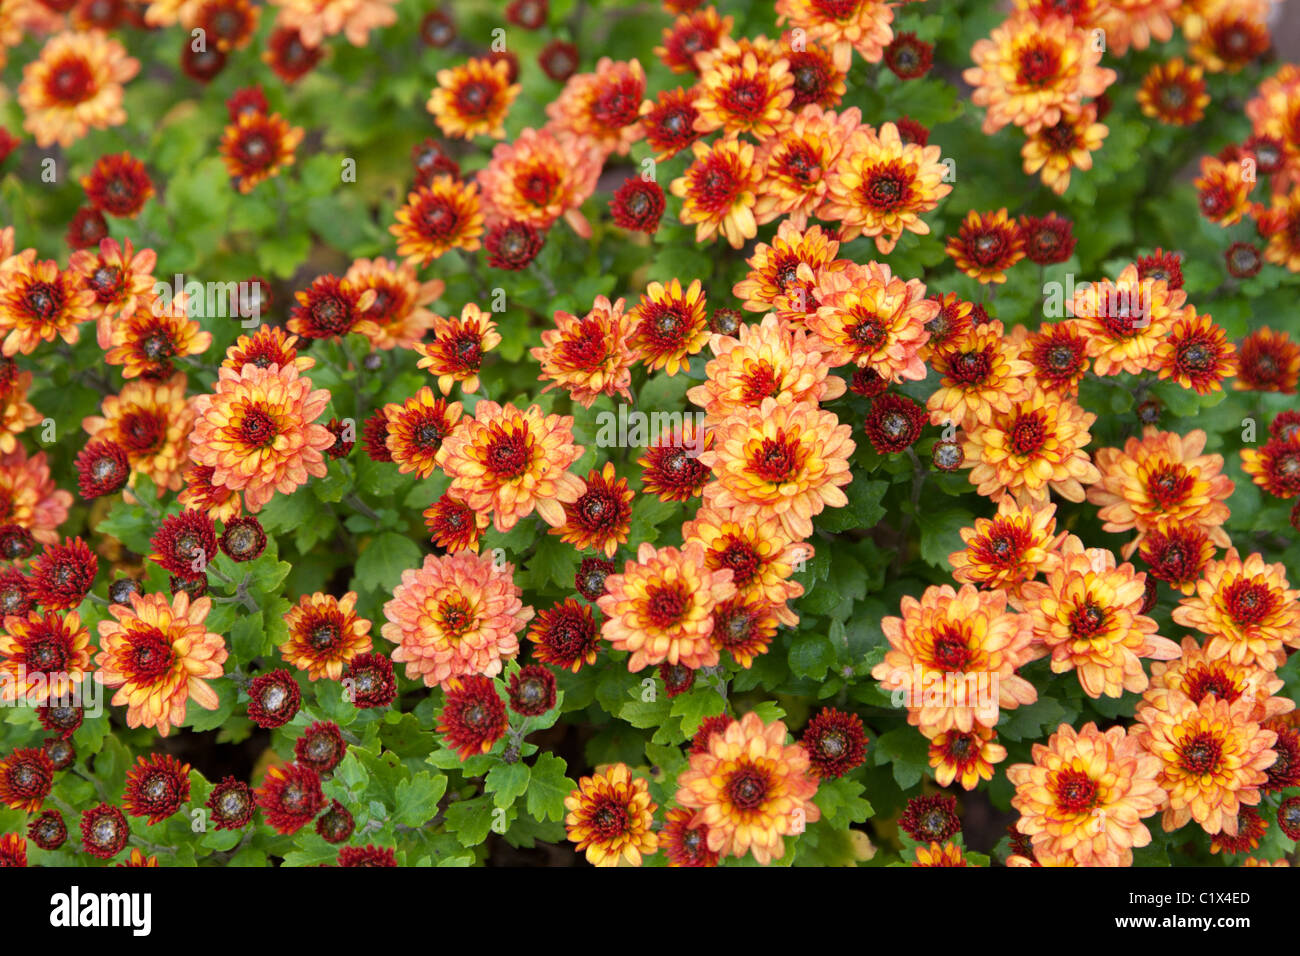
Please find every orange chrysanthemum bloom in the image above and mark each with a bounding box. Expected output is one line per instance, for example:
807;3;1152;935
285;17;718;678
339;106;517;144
343;257;444;351
280;591;372;681
1016;320;1091;397
1021;105;1108;195
686;312;846;427
949;498;1066;602
1189;0;1271;74
564;763;658;867
67;238;157;350
95;591;226;737
872;583;1038;736
1087;427;1234;558
963;13;1115;135
774;0;894;71
381;551;532;689
670;136;761;248
700;398;855;540
415;303;500;396
1233;327;1300;392
596;541;735;671
477;127;603;237
1072;264;1191;376
531;295;636;408
0;447;70;548
926;320;1031;428
104;291;212;380
436;400;585;532
0;610;93;703
382;387;463;480
1136;693;1278;836
177;465;241;522
268;0;398;47
189;363;334;513
1171;549;1300;670
913;842;969;867
1242;437;1300;499
821;121;951;254
1137;58;1210;126
731;220;847;316
681;505;810;625
805;261;934;380
552;462;634;559
18;30;139;148
675;711;820;865
629;278;709;376
945;208;1025;284
224;325;313;375
219;111;303;194
754;104;859;228
427;57;520;140
1192;155;1254;227
1255;187;1300;272
1019;537;1179;698
656;6;733;74
1145;636;1294;727
83;373;194;496
1007;722;1164;866
964;389;1101;505
1100;0;1180;55
0;360;40;456
390;177;484;266
693;42;793;138
928;725;1007;791
546;57;646;156
0;255;94;357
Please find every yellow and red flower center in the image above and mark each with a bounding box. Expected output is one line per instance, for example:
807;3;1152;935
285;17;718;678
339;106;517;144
21;281;64;323
557;321;610;370
416;193;464;238
975;522;1031;568
947;346;993;385
1069;599;1108;639
45;55;96;105
1183;665;1240;704
591;78;642;130
775;144;821;185
930;626;974;671
117;409;166;455
437;596;476;638
722;78;768;119
125;628;176;682
1178;731;1224;775
966;228;1014;267
717;538;761;587
947;733;975;760
307;617;341;652
725;762;772;811
1042;120;1079;154
484;426;533;479
861;162;912;211
455;80;495;116
239;405;279;448
1050;768;1099;813
1017;41;1062;88
812;0;859;19
691;157;743;213
639;302;692;351
848;308;886;348
749;432;804;484
88;264;125;302
738;362;783;405
1009;412;1048;456
575;486;621;532
25;633;68;672
1223;579;1276;626
1146;465;1193;510
645;582;688;628
589;796;632;839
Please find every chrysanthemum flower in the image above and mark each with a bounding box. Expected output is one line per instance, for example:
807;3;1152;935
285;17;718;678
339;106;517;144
917;292;973;362
218;110;302;194
669;136;761;248
629;278;709;376
531;295;636;409
675;711;820;865
287;273;377;341
27;810;67;852
0;832;25;867
1190;0;1270;73
546;57;645;156
268;0;397;47
81;152;153;217
639;86;704;161
29;537;97;610
552;463;633;559
222;326;308;377
926;320;1032;428
1145;636;1293;727
262;24;324;82
1154;313;1237;394
1242;436;1300;500
1193;154;1255;227
174;464;240;523
963;13;1115;135
0;255;94;356
0;446;72;545
390;176;484;265
822;121;951;253
1171;549;1300;670
528;598;601;672
0;747;54;812
806;260;935;379
656;7;732;73
1211;807;1269;856
912;841;969;866
1233;327;1299;393
801;707;868;778
438;674;508;760
80;803;129;859
18;30;139;148
379;389;464;480
0;610;92;704
1138;58;1210;125
104;291;212;380
783;32;846;110
681;505;808;623
483;220;545;270
661;806;719;867
343;257;443;351
1021;105;1108;195
250;673;302;730
381;551;532;689
0;570;34;620
95;590;226;737
700;398;854;540
477;127;601;236
949;498;1066;601
693;42;793;137
83;373;194;496
1139;524;1216;595
423;493;489;554
883;31;932;79
608;177;665;233
872;583;1038;736
863;392;926;455
946;208;1026;284
149;509;217;581
1007;721;1164;866
280;591;372;681
731;220;846;316
1019;212;1077;265
192;0;260;50
1263;718;1300;793
66;237;156;350
928;725;1007;790
427;56;520;141
1073;264;1191;376
507;664;556;717
898;793;960;844
752;105;856;228
413;303;499;397
436;400;584;532
0;362;41;457
339;652;394;710
256;761;324;835
123;753;190;824
565;763;658;867
774;0;894;71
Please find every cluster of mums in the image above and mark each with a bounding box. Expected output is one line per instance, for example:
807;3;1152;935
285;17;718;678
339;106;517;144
0;0;1298;866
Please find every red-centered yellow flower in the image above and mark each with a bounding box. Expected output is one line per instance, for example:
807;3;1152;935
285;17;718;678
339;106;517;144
732;220;847;315
436;400;585;532
344;256;444;351
189;363;334;513
964;389;1101;506
1021;104;1108;195
872;583;1038;736
1017;320;1091;397
423;493;489;554
1007;722;1164;866
219;111;303;194
177;465;242;522
95;591;226;738
18;30;139;148
596;541;735;671
0;255;94;357
1136;692;1277;836
381;551;532;689
1145;636;1294;727
912;841;969;866
686;312;846;427
1242;437;1300;499
656;6;733;74
426;56;520;140
963;13;1115;135
279;591;372;681
67;238;157;350
821;121;950;253
552;462;634;559
390;176;484;266
0;611;92;703
754;104;859;228
104;291;212;380
1072;264;1191;376
1192;155;1254;227
774;0;894;71
628;278;709;376
1099;0;1180;55
382;387;463;479
675;711;820;865
1189;0;1271;74
1019;537;1179;698
806;260;935;379
531;295;636;408
669;136;761;249
564;763;658;867
1087;427;1234;558
83;373;193;496
693;42;793;137
268;0;398;47
949;498;1067;602
945;208;1025;284
546;57;646;157
1138;58;1210;126
926;320;1031;428
700;398;854;541
477;127;603;237
414;303;500;396
1172;549;1300;670
928;725;1008;791
0;449;66;550
1233;327;1300;393
1256;187;1300;272
0;360;40;456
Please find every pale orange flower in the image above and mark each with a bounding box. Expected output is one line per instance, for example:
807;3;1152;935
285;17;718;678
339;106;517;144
531;295;636;408
18;30;139;148
427;56;520;140
83;374;194;496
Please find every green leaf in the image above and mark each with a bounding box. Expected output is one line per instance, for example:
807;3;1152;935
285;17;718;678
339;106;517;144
524;752;573;823
485;761;531;810
354;532;423;594
444;795;498;847
789;632;836;681
393;772;448;827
